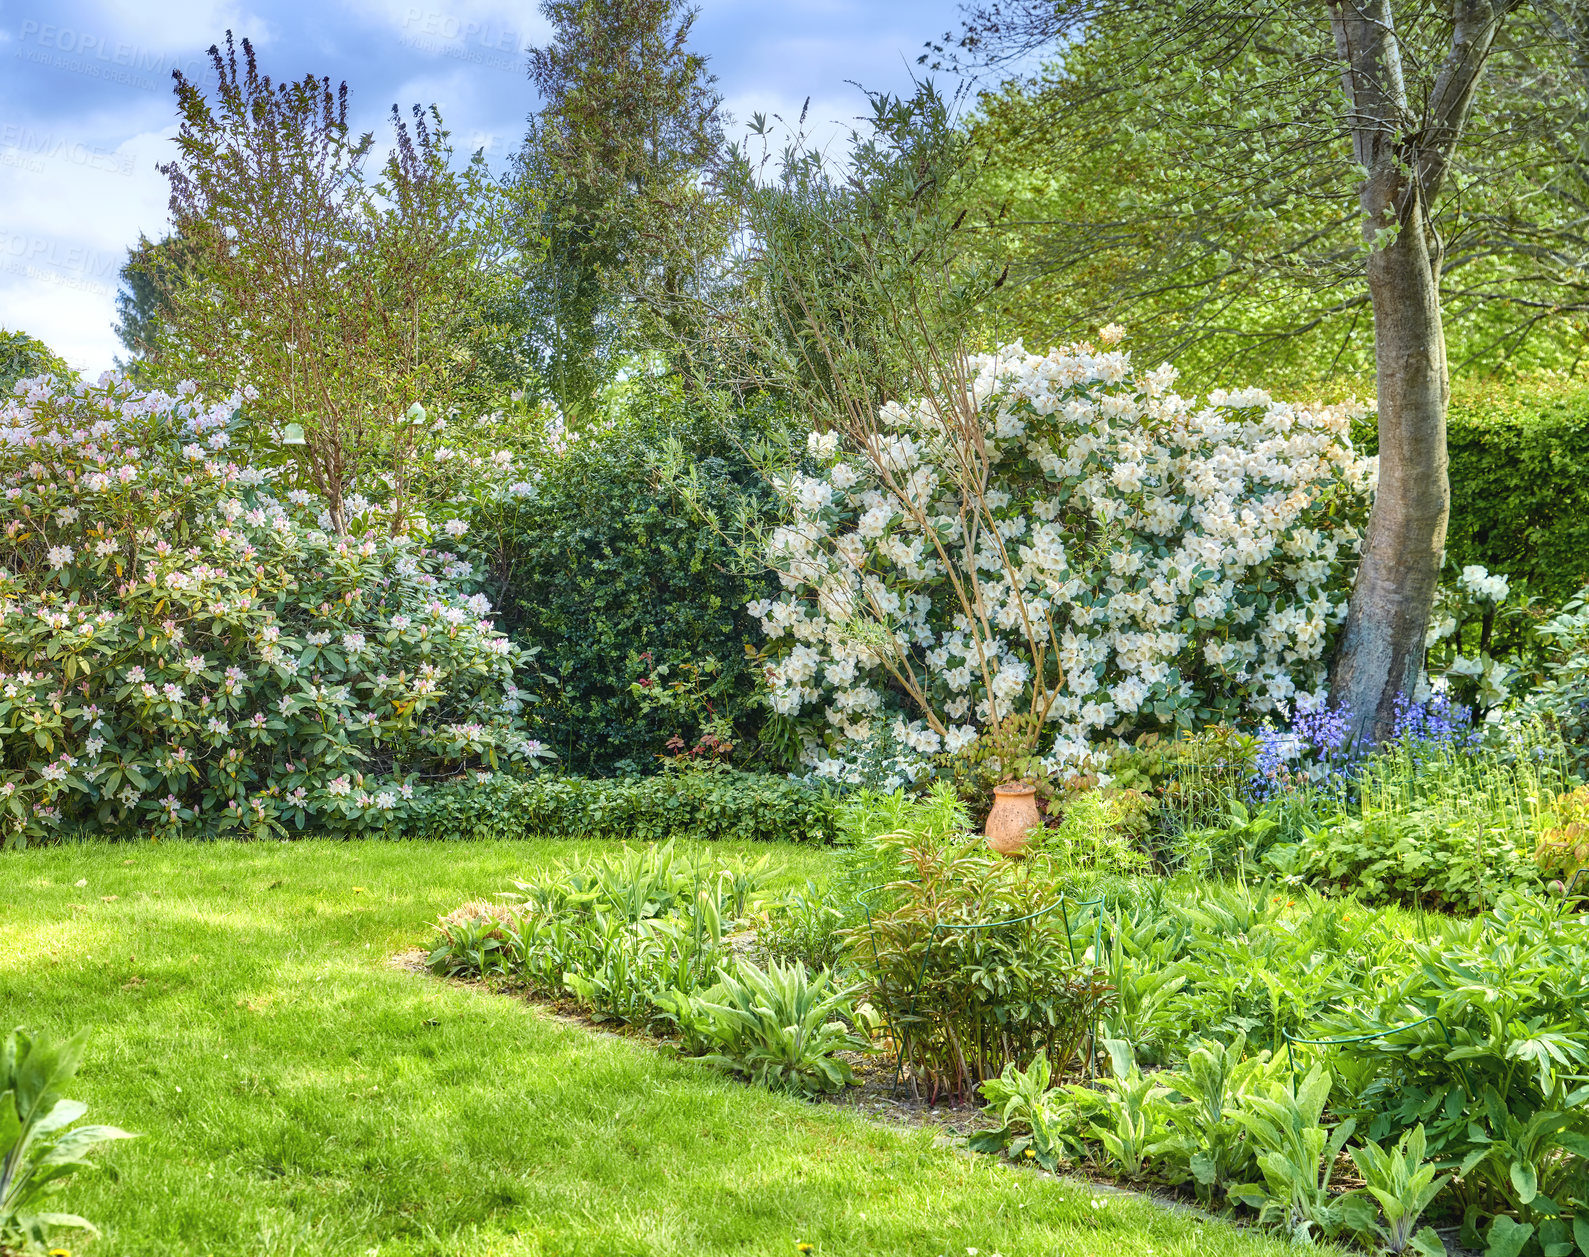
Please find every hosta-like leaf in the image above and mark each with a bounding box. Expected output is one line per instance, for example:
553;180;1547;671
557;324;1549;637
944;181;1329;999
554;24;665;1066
1487;1216;1536;1257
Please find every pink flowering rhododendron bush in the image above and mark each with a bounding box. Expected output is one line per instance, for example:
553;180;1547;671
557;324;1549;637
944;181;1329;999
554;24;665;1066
750;340;1379;779
0;373;541;847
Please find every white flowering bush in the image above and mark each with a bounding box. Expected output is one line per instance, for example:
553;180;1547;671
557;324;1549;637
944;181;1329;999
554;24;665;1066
1424;562;1516;713
0;373;543;847
748;338;1377;777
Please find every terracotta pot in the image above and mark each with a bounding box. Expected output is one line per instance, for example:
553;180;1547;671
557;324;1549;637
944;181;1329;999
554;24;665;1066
985;782;1041;857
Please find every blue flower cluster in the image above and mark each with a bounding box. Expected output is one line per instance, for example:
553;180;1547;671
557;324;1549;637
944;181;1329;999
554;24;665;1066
1245;691;1478;802
1390;691;1481;756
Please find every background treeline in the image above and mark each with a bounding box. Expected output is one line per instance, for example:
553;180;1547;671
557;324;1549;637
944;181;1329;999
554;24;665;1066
12;0;1587;775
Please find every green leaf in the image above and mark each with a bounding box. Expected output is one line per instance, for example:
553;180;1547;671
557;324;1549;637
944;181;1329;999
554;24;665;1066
1487;1216;1536;1257
1511;1159;1539;1205
1409;1227;1448;1257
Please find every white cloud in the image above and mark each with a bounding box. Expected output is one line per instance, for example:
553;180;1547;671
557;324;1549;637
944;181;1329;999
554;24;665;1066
0;119;172;373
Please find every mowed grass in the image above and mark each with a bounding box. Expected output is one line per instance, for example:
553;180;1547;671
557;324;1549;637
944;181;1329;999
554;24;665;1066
2;839;1306;1257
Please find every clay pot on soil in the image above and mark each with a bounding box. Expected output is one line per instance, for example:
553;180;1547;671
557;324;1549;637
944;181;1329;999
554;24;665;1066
985;782;1041;857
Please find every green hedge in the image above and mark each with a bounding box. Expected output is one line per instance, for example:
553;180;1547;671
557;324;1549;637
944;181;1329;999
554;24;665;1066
481;387;779;776
409;771;839;845
1444;384;1589;606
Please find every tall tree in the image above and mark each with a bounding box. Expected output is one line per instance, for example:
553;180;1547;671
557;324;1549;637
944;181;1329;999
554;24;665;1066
112;232;193;379
516;0;728;421
933;0;1589;743
157;33;523;530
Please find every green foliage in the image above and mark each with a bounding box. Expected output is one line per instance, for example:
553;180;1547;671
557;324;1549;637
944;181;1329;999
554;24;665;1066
1038;790;1152;876
1275;811;1542;916
758;782;974;971
970;1056;1075;1172
1071;1040;1170;1179
1319;895;1589;1248
476;390;778;775
1268;738;1572;913
1158;1032;1277;1205
0;330;72;396
659;958;872;1097
428;840;768;1029
410;770;837;846
846;840;1113;1101
430;842;873;1098
1441;384;1589;609
113;233;193;378
1526;590;1589;771
426;909;521;980
514;0;728;419
1173;798;1283;879
1229;1063;1358;1243
1;1027;134;1255
1347;1125;1450;1257
756;879;849;972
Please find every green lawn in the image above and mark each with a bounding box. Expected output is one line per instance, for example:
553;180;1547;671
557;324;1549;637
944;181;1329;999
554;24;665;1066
2;839;1309;1257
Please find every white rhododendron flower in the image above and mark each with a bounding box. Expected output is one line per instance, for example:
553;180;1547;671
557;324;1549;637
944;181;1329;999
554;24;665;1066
1458;564;1509;604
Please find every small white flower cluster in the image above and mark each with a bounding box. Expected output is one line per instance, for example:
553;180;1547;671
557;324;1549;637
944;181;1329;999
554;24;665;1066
1458;563;1510;604
751;339;1375;771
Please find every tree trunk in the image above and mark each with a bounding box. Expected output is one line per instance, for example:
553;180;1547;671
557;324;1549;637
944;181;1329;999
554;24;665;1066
1330;206;1450;744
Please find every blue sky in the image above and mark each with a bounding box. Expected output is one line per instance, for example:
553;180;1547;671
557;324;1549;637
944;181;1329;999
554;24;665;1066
0;0;970;373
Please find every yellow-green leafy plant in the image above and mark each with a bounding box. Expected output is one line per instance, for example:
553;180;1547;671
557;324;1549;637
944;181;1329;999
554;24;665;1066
845;841;1113;1101
1;1027;135;1255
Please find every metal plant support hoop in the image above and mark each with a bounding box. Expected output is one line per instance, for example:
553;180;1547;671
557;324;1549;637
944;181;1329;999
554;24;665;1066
1282;1014;1466;1098
859;883;1105;1093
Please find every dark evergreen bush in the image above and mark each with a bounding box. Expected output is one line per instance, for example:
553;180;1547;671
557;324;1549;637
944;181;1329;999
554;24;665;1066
479;388;779;775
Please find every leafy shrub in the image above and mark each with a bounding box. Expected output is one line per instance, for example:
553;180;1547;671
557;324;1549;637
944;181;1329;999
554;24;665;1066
471;389;778;775
410;770;838;845
0;331;72;396
1441;383;1589;607
1094;882;1418;1064
0;374;540;847
845;840;1113;1101
658;959;873;1096
756;880;849;972
1;1026;135;1255
1526;588;1589;770
1157;1033;1278;1206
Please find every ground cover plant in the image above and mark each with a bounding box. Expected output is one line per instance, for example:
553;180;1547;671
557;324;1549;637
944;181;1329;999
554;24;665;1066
411;769;837;845
728;773;1589;1256
0;837;1310;1257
